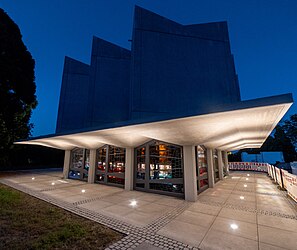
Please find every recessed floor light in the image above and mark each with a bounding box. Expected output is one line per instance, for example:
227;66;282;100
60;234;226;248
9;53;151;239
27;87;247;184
246;178;249;180
247;174;250;176
32;177;35;180
51;182;55;185
81;189;86;193
129;200;137;207
230;223;238;230
240;196;245;200
244;184;247;187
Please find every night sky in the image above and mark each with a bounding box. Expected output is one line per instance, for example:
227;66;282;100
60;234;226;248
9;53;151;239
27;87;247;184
1;0;297;136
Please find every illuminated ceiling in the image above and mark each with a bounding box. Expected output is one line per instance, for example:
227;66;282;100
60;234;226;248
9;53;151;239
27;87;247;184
16;94;293;151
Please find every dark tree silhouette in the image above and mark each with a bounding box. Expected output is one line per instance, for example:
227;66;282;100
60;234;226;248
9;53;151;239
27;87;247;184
283;114;297;149
0;8;37;166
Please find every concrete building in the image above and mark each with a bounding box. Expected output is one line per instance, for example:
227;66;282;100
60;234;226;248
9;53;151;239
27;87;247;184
18;6;293;201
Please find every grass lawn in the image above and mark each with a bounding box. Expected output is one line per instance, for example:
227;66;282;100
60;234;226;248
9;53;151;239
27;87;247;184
0;183;123;249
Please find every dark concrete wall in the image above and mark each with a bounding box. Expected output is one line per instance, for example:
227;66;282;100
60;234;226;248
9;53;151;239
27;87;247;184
130;6;241;119
56;6;242;133
56;57;90;133
86;37;131;127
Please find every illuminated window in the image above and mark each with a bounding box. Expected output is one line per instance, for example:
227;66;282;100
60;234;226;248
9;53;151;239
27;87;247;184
69;148;90;181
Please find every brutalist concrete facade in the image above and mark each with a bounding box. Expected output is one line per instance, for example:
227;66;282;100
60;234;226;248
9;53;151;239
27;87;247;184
56;6;241;133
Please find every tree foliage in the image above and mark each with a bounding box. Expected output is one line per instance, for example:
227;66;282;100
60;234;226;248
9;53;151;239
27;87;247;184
0;8;37;166
283;114;297;148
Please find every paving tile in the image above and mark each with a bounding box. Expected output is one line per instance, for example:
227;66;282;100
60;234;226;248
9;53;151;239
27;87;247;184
218;207;257;224
258;225;297;250
199;228;258;250
210;217;258;241
175;210;215;228
158;220;208;247
259;242;288;250
257;213;297;232
188;202;221;216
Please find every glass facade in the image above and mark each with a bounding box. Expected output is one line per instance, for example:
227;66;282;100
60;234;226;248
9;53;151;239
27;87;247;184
95;145;125;187
213;149;219;183
135;140;184;196
69;148;90;181
196;146;208;192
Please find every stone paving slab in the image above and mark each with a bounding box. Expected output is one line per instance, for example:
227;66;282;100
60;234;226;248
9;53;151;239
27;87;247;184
0;169;296;250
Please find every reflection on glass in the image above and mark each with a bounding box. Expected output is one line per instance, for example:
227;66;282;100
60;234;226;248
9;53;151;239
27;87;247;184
95;145;126;186
108;146;125;173
213;149;219;182
196;146;208;191
69;148;89;181
136;147;146;180
97;147;106;171
135;141;184;194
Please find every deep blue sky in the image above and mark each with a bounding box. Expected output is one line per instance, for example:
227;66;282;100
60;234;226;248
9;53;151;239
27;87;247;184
1;0;297;136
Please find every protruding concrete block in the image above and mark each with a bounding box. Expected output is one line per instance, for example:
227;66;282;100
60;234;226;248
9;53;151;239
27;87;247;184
218;150;224;180
63;150;71;179
183;145;197;201
125;148;134;191
88;149;96;183
207;148;215;188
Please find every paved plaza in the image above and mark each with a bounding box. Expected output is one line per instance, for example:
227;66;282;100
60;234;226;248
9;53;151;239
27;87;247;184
0;169;296;250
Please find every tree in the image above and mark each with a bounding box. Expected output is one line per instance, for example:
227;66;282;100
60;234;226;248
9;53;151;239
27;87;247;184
0;8;37;166
283;114;297;149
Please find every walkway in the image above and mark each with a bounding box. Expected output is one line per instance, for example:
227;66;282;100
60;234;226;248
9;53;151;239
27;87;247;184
0;170;296;250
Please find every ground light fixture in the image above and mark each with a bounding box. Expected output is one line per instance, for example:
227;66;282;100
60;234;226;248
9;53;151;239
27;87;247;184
240;196;245;200
230;223;238;230
244;184;247;187
51;182;55;185
247;174;250;176
81;189;86;193
31;177;35;180
246;178;249;180
129;200;137;207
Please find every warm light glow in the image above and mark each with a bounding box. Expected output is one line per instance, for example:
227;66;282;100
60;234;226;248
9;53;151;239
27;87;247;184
240;196;245;200
32;177;35;180
247;174;250;176
246;178;249;180
129;200;137;207
230;224;238;230
51;182;55;185
244;184;247;187
81;189;86;193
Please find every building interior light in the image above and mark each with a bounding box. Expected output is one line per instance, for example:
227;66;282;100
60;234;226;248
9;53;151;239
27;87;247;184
230;223;238;230
129;200;137;207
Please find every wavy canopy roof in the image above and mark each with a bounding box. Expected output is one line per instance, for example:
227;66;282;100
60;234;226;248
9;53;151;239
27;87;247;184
17;94;293;151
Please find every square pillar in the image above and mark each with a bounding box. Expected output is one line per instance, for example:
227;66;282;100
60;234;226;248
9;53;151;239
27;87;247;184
63;150;71;179
183;145;197;202
223;151;229;175
125;148;134;191
207;148;215;188
217;150;224;180
88;149;96;184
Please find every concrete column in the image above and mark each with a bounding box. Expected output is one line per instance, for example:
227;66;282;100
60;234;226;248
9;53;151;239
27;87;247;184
223;151;229;175
183;145;197;202
63;150;71;179
88;149;96;184
125;148;134;191
218;150;224;180
207;148;215;188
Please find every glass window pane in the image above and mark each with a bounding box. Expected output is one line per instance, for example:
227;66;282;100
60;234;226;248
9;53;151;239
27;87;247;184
108;146;125;173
